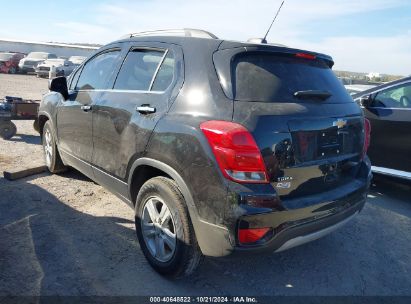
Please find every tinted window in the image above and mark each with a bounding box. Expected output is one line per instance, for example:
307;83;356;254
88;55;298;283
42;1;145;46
114;49;165;91
76;50;120;90
232;53;351;103
151;52;175;91
48;54;57;59
373;83;411;108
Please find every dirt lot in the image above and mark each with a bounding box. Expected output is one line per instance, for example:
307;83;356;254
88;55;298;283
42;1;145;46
0;74;410;296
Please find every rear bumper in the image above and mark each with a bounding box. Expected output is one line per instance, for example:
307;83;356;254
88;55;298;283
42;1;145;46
19;67;35;73
35;71;50;77
276;210;358;252
233;190;366;254
197;159;371;257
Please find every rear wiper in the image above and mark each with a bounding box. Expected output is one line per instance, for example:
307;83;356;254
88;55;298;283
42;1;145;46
293;90;332;101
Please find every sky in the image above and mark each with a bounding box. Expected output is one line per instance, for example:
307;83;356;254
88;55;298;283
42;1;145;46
0;0;410;75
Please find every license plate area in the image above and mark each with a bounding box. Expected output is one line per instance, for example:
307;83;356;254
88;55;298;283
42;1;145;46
293;128;343;163
317;128;342;158
288;117;363;165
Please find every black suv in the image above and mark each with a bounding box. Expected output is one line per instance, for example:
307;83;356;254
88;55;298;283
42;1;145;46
353;77;411;180
39;29;372;277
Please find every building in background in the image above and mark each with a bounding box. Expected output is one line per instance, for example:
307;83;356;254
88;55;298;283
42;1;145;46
0;38;99;58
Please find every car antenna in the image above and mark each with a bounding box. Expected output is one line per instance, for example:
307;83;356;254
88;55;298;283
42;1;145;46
262;0;285;44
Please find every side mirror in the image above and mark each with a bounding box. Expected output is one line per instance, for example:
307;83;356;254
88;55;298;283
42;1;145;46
359;95;372;108
49;76;69;100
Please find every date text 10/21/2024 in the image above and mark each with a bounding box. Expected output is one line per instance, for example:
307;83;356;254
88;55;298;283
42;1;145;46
149;297;258;303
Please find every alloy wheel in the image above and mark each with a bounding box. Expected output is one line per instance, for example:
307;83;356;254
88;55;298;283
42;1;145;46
141;196;177;262
44;129;53;166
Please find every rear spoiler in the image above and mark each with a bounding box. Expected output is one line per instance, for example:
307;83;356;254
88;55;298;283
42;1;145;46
217;40;334;68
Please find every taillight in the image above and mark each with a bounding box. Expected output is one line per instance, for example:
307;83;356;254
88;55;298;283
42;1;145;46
362;118;371;159
200;120;269;183
238;228;271;244
295;52;316;60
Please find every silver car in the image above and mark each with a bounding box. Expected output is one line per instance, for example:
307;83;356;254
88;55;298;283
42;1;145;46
18;52;57;74
35;58;76;78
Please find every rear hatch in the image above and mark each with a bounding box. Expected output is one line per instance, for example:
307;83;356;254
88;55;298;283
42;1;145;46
214;45;365;198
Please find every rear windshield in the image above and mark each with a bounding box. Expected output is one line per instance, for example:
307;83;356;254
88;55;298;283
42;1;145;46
232;52;351;103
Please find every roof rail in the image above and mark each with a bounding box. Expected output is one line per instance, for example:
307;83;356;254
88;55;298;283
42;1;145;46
121;28;218;39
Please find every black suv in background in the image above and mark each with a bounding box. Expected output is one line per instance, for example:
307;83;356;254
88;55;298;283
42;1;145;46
39;29;372;277
353;77;411;180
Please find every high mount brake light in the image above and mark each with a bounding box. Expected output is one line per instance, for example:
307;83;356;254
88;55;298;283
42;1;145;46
295;53;316;60
362;118;371;159
200;121;269;184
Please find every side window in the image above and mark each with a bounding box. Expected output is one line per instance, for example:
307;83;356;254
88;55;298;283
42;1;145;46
76;50;120;90
69;67;82;90
49;54;57;59
151;52;175;91
373;83;411;108
114;49;165;91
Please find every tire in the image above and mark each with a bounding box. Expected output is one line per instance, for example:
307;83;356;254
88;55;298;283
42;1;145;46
33;119;40;133
135;176;203;277
42;120;67;173
8;67;17;74
0;121;17;140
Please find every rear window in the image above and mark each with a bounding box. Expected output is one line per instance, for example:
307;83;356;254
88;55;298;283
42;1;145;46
232;52;351;103
114;49;165;91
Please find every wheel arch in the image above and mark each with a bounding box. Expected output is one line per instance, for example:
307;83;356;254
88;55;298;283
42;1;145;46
128;158;194;210
38;112;51;137
128;157;233;257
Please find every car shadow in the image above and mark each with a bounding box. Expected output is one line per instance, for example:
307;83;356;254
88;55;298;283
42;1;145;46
367;175;411;218
0;173;410;296
10;134;41;145
0;174;160;296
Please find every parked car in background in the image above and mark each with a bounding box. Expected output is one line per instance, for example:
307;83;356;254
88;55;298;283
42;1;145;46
38;29;372;277
0;52;25;74
35;58;76;78
345;84;377;96
68;56;87;65
18;52;57;74
353;76;411;180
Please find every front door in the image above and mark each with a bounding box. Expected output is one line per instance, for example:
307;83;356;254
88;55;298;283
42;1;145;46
57;48;122;178
364;81;411;172
91;42;183;199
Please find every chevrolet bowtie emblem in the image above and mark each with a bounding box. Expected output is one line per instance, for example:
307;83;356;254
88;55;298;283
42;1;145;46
333;118;347;129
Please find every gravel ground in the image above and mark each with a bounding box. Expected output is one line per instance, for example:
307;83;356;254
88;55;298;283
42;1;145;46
0;73;48;101
0;74;410;297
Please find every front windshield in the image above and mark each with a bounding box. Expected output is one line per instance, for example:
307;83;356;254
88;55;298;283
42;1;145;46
0;53;13;61
28;52;48;59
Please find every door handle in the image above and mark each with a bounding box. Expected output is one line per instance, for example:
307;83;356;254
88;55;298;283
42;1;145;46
81;105;92;112
136;105;156;114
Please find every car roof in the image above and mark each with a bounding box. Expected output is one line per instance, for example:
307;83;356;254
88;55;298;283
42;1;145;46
108;29;334;65
352;76;411;98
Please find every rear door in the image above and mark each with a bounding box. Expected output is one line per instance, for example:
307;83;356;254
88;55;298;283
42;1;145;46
57;47;122;178
214;48;365;198
363;81;411;172
91;42;183;198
